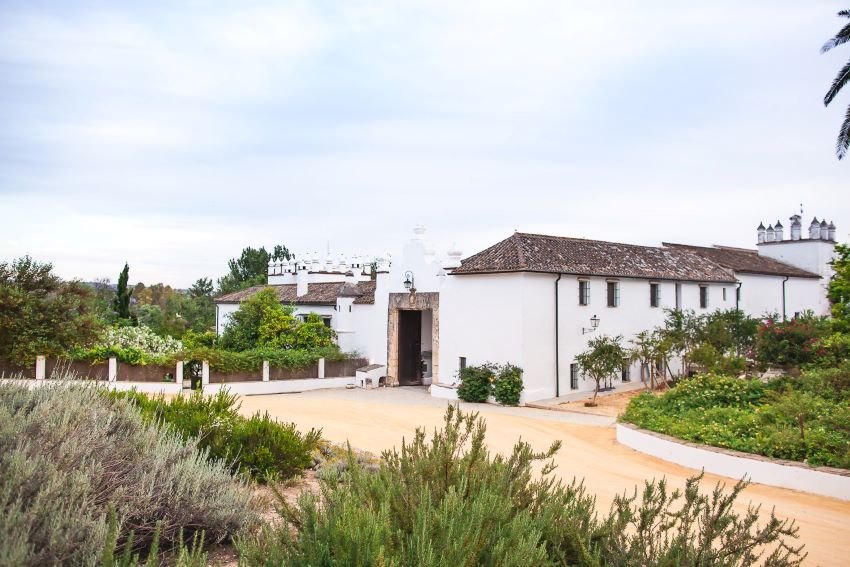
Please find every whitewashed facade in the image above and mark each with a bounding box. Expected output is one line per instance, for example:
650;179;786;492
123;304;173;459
214;214;838;403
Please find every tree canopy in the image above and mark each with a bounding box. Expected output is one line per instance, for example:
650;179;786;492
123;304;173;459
828;243;850;331
217;245;291;295
0;257;102;364
219;288;335;352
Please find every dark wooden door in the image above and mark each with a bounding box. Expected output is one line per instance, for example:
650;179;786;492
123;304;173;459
397;310;422;385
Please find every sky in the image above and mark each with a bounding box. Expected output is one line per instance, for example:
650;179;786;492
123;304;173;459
0;0;848;287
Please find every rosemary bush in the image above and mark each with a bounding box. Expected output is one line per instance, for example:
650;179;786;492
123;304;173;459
238;406;804;566
0;383;255;566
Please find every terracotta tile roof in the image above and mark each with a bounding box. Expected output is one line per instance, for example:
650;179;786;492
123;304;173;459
662;243;820;279
214;280;376;305
451;232;737;283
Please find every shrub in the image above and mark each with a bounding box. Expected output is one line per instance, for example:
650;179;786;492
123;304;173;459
493;363;524;406
238;406;805;566
621;373;850;469
456;363;496;402
753;314;830;367
112;389;320;482
0;383;255;566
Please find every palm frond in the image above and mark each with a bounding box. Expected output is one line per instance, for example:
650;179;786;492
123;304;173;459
837;104;850;160
820;21;850;53
839;10;850;18
825;58;850;106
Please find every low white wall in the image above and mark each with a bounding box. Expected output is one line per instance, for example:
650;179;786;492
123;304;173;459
616;424;850;501
430;383;459;401
0;378;183;395
204;376;354;396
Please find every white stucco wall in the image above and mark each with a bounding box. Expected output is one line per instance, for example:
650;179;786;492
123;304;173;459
736;274;827;318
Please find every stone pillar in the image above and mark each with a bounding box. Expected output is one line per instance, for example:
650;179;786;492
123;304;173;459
176;360;184;385
108;357;117;382
318;358;325;379
262;360;269;382
35;355;46;380
202;360;210;386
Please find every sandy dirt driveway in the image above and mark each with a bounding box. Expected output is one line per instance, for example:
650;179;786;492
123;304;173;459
239;387;850;567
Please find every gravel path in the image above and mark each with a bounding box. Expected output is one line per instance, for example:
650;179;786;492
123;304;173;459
239;386;850;567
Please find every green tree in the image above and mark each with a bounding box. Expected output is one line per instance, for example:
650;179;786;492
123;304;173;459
220;288;336;352
113;262;133;322
822;10;850;159
0;256;103;364
189;277;214;299
629;330;671;389
219;288;282;351
576;334;627;406
828;243;850;331
217;245;290;295
660;308;702;376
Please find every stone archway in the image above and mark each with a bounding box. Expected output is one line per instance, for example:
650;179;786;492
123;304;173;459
386;292;439;387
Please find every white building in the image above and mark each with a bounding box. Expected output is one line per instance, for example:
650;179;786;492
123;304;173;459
214;214;838;403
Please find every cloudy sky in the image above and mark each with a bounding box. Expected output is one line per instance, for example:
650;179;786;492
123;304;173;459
1;1;848;287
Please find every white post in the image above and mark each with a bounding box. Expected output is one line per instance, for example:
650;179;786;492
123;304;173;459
108;357;117;382
262;360;269;382
202;360;210;386
176;360;184;385
318;357;325;379
35;355;46;380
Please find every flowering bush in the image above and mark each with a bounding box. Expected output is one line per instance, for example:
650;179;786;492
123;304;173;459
753;314;830;367
102;325;183;355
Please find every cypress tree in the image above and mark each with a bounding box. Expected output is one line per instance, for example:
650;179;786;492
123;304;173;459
113;262;133;321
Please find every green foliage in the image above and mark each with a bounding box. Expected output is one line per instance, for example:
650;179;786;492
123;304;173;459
112;389;320;482
220;288;337;352
113;262;133;321
806;332;850;368
99;505;209;567
231;412;322;481
0;383;255;566
0;256;103;365
622;372;850;469
132;280;216;338
238;406;805;566
217;245;290;295
828;243;850;330
821;11;850;159
576;334;627;404
754;313;831;367
493;363;524;406
456;363;496;402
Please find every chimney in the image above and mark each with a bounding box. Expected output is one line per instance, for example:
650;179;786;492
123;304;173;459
820;219;829;241
757;222;766;244
443;244;463;270
296;265;309;297
809;217;820;239
765;224;775;242
774;220;784;241
789;214;802;241
828;221;837;241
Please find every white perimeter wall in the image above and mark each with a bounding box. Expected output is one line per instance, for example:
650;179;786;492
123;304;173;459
617;424;850;501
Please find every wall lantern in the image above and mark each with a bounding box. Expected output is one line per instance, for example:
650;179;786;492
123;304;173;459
582;314;600;335
403;271;416;294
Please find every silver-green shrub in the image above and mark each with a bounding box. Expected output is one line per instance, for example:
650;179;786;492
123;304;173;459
0;383;256;566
